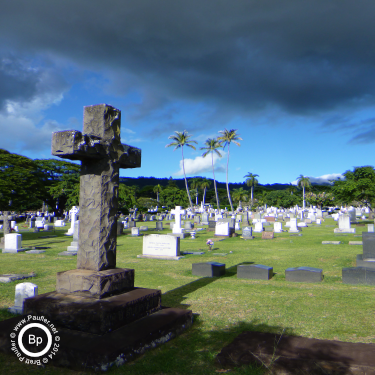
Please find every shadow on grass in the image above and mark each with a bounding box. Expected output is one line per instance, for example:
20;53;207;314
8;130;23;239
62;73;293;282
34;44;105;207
163;264;245;308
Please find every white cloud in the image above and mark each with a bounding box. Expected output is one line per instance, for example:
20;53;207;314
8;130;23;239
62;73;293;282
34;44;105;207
290;173;344;185
174;152;226;176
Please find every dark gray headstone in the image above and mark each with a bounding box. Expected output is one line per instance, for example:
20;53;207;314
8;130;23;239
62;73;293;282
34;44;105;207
117;221;124;235
156;221;163;231
208;221;216;229
237;264;273;280
128;221;136;228
362;232;375;260
192;262;225;277
342;267;375;285
285;267;323;282
356;254;375;269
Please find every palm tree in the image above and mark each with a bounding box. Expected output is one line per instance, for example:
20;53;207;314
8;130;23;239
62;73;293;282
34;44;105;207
232;188;248;207
296;175;311;209
200;138;223;210
217;129;242;212
286;183;298;195
200;178;211;206
166;131;197;209
190;178;202;206
153;184;163;203
244;172;259;207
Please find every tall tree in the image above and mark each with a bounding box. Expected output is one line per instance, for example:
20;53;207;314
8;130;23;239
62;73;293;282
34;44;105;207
244;172;259;206
331;166;375;209
153;184;163;203
200;178;211;206
217;129;242;212
190;178;202;205
166;131;197;209
200;138;223;209
296;175;311;209
232;187;248;207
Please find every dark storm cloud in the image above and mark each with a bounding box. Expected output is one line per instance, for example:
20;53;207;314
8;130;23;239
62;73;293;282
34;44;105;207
1;0;375;115
0;57;39;108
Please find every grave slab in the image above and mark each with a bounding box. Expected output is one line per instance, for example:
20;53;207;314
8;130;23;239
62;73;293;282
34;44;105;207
237;264;273;280
349;241;363;245
342;267;375;285
322;241;341;245
192;262;226;277
0;273;35;283
356;254;375;269
285;267;323;282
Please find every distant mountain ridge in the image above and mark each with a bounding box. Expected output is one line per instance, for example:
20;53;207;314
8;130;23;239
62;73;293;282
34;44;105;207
119;176;327;190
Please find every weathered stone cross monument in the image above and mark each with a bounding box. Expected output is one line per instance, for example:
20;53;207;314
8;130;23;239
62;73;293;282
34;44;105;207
50;104;141;297
7;104;192;370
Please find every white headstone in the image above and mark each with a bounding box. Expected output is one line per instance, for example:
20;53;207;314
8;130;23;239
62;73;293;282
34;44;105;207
289;218;300;233
2;234;25;253
274;222;283;233
131;227;140;236
8;282;38;314
170;206;186;235
139;234;182;259
215;221;230;236
253;222;264;233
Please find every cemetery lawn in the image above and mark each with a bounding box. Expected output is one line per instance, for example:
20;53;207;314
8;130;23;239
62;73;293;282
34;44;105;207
1;219;374;374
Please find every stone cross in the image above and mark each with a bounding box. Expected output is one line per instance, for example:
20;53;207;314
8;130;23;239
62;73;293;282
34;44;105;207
52;104;141;271
171;206;185;231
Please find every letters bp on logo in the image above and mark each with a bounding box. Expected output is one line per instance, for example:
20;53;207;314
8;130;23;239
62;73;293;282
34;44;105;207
10;315;60;365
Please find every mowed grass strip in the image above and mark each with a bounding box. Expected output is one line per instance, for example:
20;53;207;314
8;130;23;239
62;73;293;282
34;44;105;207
0;218;374;374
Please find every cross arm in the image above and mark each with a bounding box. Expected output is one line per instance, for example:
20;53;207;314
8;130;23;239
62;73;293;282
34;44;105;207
51;130;106;161
118;144;141;169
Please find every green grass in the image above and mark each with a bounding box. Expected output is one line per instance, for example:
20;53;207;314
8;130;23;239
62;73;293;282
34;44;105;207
0;219;374;374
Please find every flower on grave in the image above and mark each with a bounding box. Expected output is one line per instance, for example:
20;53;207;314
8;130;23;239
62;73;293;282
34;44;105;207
206;239;214;250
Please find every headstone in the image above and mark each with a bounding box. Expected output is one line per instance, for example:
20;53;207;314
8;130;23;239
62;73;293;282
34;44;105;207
138;234;183;260
190;231;196;239
235;222;240;230
201;213;209;225
184;221;193;230
2;234;26;253
117;220;124;235
342;267;375;285
44;224;54;231
368;224;374;232
192;262;225;277
242;227;254;239
156;221;163;231
215;221;230;236
170;206;186;238
131;227;140;236
273;222;283;233
262;232;274;239
322;241;341;245
334;215;355;233
8;282;38;314
288;218;300;233
139;226;148;231
285;267;323;282
237;265;273;280
253;222;263;233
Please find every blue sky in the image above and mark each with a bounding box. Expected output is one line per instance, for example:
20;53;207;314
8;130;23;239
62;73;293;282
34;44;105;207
1;1;375;185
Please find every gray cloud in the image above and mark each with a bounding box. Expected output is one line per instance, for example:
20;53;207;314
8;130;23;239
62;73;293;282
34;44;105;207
1;0;375;125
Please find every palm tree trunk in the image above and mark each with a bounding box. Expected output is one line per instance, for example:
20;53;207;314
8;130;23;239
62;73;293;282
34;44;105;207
203;187;206;206
196;189;198;205
251;186;254;206
212;152;220;210
226;145;234;212
303;186;305;209
182;147;193;209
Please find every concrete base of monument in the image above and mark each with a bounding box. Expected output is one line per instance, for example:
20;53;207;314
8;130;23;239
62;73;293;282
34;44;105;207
356;254;375;269
137;254;185;260
2;248;27;253
56;268;135;299
24;287;161;335
0;307;193;371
